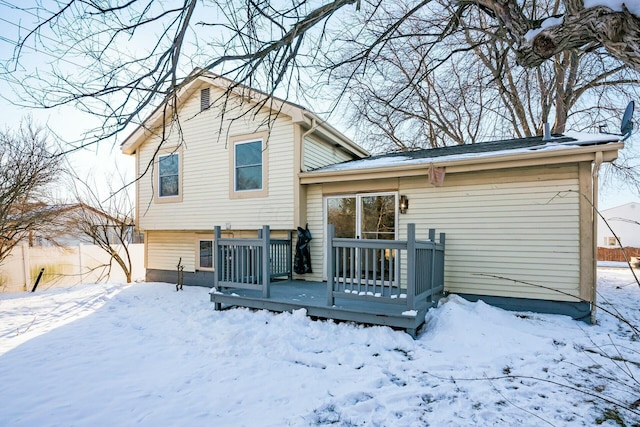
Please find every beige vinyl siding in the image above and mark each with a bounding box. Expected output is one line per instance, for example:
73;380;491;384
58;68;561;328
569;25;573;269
399;165;582;301
147;229;293;273
137;84;296;231
305;164;584;301
304;134;354;171
301;185;325;282
147;230;199;272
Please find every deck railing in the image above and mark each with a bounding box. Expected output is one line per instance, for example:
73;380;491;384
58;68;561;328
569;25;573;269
213;223;445;311
326;223;445;311
213;226;292;298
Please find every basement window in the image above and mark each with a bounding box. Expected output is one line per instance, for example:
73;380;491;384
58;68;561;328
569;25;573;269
197;239;214;270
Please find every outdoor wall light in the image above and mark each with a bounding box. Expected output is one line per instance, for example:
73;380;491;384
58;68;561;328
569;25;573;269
399;195;409;214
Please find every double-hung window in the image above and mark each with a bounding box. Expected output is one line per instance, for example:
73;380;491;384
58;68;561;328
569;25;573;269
158;153;180;198
229;132;268;199
235;140;263;191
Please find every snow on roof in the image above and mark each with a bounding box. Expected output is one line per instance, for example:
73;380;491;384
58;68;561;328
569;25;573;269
310;133;620;173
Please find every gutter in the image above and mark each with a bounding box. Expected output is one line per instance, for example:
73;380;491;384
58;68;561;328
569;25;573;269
591;151;603;325
300;117;318;172
301;112;369;158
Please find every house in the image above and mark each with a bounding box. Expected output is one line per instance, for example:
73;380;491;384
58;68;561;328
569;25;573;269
27;204;141;247
597;202;640;248
300;134;620;323
121;70;623;331
597;202;640;263
121;70;368;287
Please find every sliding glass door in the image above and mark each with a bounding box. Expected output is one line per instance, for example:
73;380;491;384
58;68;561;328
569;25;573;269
326;193;396;240
325;193;397;280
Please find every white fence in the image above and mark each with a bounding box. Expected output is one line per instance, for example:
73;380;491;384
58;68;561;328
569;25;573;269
0;243;145;293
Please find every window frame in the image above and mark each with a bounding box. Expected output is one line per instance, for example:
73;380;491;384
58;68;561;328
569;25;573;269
323;192;399;280
196;235;215;271
154;146;183;203
229;131;269;199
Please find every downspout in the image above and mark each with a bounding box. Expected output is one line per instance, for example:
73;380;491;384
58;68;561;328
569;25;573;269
301;116;318;172
591;151;603;325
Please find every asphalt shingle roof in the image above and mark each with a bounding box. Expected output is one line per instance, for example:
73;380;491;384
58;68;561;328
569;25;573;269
309;133;619;173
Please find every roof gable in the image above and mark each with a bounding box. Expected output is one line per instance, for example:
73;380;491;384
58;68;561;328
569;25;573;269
120;69;367;157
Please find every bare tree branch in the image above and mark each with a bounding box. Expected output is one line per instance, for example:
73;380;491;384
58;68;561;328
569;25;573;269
0;119;63;265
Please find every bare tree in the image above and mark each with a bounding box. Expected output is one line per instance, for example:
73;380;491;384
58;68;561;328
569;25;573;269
331;0;640;152
0;120;62;265
1;0;638;154
69;171;138;283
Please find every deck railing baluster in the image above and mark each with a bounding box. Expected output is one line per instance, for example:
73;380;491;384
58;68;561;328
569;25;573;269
372;248;377;295
364;248;370;295
389;248;395;293
342;247;347;291
358;247;361;294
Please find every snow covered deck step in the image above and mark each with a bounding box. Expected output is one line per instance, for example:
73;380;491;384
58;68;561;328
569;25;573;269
210;280;435;337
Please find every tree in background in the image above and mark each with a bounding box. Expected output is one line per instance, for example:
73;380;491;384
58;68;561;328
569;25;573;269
2;0;638;147
332;1;640;152
68;170;138;283
2;1;639;192
0;120;62;265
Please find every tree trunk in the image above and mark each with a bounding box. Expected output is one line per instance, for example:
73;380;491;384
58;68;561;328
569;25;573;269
475;1;640;71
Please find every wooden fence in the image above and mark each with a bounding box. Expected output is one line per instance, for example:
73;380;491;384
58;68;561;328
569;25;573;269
597;246;640;262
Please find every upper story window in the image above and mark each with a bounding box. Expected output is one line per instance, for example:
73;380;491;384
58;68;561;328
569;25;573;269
159;153;180;197
235;140;263;191
229;131;268;199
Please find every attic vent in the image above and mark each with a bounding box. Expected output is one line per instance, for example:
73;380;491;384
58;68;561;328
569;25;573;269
200;88;210;111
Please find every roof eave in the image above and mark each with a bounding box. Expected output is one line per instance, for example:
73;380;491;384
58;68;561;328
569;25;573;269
299;141;623;184
300;111;369;158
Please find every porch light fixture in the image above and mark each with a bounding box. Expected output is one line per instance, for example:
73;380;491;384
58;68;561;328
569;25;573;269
399;195;409;214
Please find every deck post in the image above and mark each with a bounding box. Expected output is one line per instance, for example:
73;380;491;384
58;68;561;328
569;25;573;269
406;223;416;310
428;228;436;300
287;230;293;280
261;225;270;298
438;232;446;294
326;224;335;306
214;226;221;289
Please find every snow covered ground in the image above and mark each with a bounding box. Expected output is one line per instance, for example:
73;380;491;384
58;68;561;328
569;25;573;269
0;268;638;426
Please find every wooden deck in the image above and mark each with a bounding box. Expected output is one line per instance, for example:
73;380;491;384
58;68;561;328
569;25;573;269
210;223;445;338
210;279;437;337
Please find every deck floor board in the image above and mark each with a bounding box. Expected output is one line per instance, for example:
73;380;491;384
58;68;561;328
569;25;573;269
210;279;436;336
